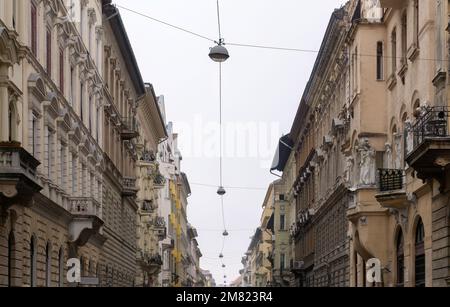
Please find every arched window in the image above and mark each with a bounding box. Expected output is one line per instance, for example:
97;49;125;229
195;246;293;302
30;236;37;287
58;247;64;287
8;232;16;287
415;219;426;287
45;242;52;287
396;230;404;287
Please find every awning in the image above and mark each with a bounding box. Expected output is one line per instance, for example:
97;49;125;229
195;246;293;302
271;134;294;172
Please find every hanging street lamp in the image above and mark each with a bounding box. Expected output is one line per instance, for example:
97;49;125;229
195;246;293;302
223;230;229;237
217;186;226;196
209;39;230;63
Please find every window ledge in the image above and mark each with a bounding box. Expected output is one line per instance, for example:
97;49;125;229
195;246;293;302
398;62;408;79
387;74;397;91
407;44;420;62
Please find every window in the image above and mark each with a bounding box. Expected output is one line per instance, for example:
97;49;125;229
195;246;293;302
280;253;286;271
31;2;37;56
80;5;84;39
30;236;37;287
47;128;53;178
376;42;383;80
89;23;92;52
396;230;404;287
8;102;14;142
82;165;86;195
46;29;52;76
59;48;64;93
80;83;84;122
280;214;285;231
415;219;425;287
401;12;407;65
96;106;100;142
12;0;17;29
45;242;52;287
70;66;75;105
60;144;65;188
31;113;38;156
90;173;94;197
391;28;397;74
80;256;85;278
413;0;419;48
58;248;64;287
8;232;15;287
72;154;77;194
89;96;93;132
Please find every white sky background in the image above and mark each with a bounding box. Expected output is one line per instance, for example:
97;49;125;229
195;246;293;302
114;0;347;285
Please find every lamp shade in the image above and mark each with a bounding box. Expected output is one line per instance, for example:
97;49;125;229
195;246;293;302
209;44;230;62
217;186;226;196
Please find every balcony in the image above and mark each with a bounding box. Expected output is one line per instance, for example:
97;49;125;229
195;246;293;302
152;216;167;240
122;176;138;197
405;106;450;192
153;173;166;188
0;142;42;207
140;150;156;164
68;197;104;247
69;197;101;216
137;250;163;270
375;169;408;210
141;199;157;213
120;117;139;140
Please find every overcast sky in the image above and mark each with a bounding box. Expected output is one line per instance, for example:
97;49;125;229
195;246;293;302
114;0;347;285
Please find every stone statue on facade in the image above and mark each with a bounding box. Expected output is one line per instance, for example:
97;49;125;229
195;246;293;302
393;133;404;169
344;156;354;185
404;119;414;157
358;138;376;186
385;143;392;169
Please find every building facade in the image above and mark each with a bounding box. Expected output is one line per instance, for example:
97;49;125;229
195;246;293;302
0;0;203;287
0;0;105;287
263;0;450;287
134;84;167;287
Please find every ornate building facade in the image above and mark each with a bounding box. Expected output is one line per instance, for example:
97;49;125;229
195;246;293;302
264;0;450;287
134;84;167;287
0;0;204;287
0;0;105;287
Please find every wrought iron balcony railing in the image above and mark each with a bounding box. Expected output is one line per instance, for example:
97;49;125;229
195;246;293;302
137;250;163;266
154;174;166;186
140;150;156;163
412;106;449;149
378;169;404;192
